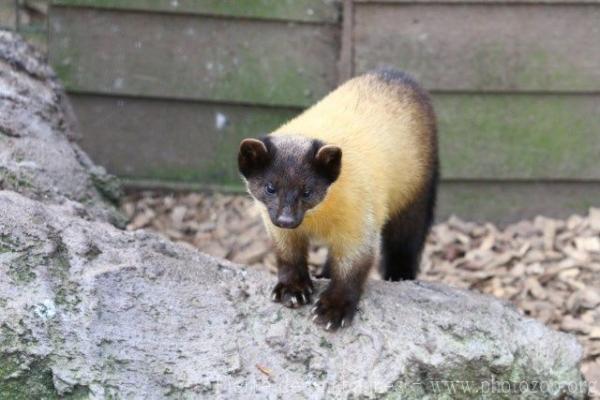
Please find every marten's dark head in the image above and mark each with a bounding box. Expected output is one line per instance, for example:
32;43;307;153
238;135;342;229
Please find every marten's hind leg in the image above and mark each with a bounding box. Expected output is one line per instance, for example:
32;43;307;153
380;184;436;281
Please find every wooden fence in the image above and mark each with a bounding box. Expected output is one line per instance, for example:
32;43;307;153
1;0;48;51
48;0;600;223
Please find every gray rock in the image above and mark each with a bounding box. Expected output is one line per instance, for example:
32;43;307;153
0;191;588;399
0;30;124;226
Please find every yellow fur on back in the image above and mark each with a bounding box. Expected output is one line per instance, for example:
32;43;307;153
269;73;434;261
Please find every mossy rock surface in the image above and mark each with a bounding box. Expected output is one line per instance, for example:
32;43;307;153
0;30;125;226
0;191;588;399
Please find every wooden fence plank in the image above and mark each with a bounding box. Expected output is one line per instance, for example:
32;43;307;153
435;94;600;180
0;2;16;29
71;92;600;183
355;0;600;3
49;8;339;107
354;3;600;92
337;0;354;82
438;181;600;225
51;0;341;23
70;94;298;185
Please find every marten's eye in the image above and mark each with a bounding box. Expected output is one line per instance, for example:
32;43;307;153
302;188;312;198
265;183;276;195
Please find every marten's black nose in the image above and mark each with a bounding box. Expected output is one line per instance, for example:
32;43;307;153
275;214;298;229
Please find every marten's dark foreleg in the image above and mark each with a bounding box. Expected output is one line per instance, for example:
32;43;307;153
271;235;313;308
312;248;374;330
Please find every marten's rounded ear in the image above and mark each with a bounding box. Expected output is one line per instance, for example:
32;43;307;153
314;144;342;183
238;138;270;177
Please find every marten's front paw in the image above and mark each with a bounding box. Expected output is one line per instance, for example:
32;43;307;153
271;279;313;308
311;289;358;330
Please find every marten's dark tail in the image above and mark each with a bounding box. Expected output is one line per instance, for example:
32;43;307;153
380;164;438;281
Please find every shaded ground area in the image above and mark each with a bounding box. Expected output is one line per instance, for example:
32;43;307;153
122;191;600;393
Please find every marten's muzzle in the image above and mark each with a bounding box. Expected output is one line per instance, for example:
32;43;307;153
273;205;303;229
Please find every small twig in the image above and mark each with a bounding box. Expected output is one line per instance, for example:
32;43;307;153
255;364;272;378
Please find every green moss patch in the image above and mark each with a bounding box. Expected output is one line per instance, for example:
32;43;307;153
90;171;123;205
46;234;81;310
0;234;20;254
0;354;90;400
0;167;34;192
0;355;58;400
7;253;43;285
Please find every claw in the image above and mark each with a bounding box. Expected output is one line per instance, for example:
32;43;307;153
311;306;318;314
325;322;333;331
290;297;298;306
301;293;307;304
312;314;319;322
341;319;346;328
307;286;314;294
271;292;277;301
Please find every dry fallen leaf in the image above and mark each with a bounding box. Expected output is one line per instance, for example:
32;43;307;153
580;288;600;309
525;277;547;300
542;218;556;252
589;328;600;340
561;315;591;334
575;237;600;253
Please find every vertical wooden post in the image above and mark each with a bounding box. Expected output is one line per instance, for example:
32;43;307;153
14;0;20;31
338;0;354;83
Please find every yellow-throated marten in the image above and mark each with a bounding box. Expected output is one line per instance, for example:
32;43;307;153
238;68;438;330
